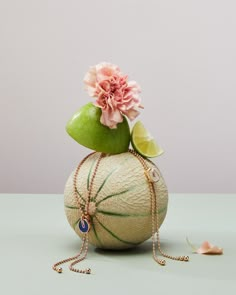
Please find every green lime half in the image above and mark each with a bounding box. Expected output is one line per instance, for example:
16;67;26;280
66;103;130;154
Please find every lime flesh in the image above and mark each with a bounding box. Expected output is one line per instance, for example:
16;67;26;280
131;121;164;158
66;103;130;154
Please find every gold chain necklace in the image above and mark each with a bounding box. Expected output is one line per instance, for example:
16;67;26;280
52;150;189;274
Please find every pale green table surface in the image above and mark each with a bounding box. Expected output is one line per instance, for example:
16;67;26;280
0;194;235;294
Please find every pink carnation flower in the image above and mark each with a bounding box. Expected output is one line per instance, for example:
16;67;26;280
84;62;143;129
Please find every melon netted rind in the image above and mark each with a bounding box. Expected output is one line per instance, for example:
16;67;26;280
64;152;168;250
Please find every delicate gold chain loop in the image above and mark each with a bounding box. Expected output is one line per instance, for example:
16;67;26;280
69;234;91;274
128;149;189;265
68;152;104;274
52;235;87;273
52;152;104;274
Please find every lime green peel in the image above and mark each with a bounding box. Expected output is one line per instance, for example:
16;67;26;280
66;103;131;154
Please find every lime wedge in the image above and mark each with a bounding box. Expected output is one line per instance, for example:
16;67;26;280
131;121;164;158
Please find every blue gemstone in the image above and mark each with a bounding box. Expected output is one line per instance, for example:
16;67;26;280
78;219;89;233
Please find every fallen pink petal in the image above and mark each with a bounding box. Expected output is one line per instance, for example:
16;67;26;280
186;238;223;255
197;241;223;255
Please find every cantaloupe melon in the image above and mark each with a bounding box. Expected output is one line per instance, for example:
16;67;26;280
64;151;168;250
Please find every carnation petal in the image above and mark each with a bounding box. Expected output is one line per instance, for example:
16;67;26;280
110;108;123;123
128;80;141;93
196;241;223;255
85;85;97;97
187;238;223;255
123;108;140;121
100;108;123;129
96;63;121;82
84;66;97;87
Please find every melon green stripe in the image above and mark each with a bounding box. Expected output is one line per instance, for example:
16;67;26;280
96;189;130;206
96;182;147;206
73;218;80;230
94;216;140;246
75;189;86;204
65;205;79;210
92;167;119;201
76;189;81;196
80;197;86;204
64;204;85;211
90;217;103;246
92;157;130;202
87;156;97;190
97;206;167;217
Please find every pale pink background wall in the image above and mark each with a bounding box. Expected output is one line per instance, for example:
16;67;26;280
1;0;235;193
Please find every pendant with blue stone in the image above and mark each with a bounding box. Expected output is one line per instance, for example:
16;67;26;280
78;218;90;233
